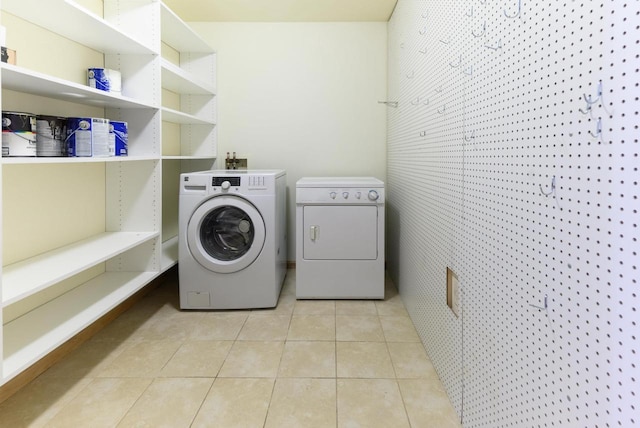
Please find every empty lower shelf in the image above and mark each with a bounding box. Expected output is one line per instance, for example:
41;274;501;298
2;270;159;383
2;231;159;306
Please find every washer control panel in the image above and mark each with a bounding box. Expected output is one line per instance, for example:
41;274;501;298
181;171;284;196
212;176;240;187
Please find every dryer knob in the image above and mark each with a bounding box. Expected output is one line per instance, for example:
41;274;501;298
342;192;349;199
329;191;337;199
368;190;379;201
221;181;231;191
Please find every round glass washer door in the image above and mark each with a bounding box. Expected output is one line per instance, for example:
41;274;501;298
187;195;266;273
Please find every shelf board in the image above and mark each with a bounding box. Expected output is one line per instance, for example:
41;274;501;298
162;107;216;125
161;235;179;272
2;231;159;307
1;64;158;109
160;3;214;53
162;155;217;160
161;59;216;95
1;155;159;165
2;270;159;383
2;0;156;55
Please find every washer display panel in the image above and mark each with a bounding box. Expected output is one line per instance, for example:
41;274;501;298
188;196;266;273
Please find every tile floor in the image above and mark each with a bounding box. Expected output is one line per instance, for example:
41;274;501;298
0;270;461;427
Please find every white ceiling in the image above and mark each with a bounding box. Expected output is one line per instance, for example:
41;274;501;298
162;0;398;22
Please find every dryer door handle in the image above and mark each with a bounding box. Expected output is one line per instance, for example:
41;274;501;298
310;225;319;242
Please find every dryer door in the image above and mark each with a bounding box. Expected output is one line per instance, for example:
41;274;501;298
187;195;266;273
302;205;378;260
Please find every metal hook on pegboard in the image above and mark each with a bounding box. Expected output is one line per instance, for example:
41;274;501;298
580;81;612;116
589;117;603;139
540;175;562;209
579;98;594;115
464;130;475;142
472;21;486;38
411;97;429;106
539;176;555;197
504;0;522;18
579;82;601;115
485;39;502;50
529;294;548;311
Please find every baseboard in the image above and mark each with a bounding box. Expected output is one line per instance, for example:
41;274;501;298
0;266;177;405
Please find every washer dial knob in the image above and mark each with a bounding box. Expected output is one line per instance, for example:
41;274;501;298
221;181;231;191
368;190;379;201
342;192;349;199
329;191;337;199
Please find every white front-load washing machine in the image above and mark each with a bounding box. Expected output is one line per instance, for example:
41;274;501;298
179;170;287;309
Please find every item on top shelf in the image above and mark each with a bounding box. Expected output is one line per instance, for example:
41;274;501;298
2;111;36;157
36;115;67;156
66;117;110;157
87;68;121;94
109;121;128;156
1;46;16;65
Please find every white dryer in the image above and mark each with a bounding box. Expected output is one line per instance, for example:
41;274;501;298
179;170;287;309
296;177;385;299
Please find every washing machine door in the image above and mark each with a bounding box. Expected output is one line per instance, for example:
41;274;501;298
187;195;266;273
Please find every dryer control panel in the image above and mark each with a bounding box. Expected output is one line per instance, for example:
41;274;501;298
296;187;385;205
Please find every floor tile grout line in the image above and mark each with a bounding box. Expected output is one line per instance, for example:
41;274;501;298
3;271;459;427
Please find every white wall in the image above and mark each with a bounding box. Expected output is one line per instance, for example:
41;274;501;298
189;22;388;260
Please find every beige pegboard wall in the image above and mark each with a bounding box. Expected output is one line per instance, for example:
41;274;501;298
386;0;639;426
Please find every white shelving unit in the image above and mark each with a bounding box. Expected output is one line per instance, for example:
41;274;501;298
160;2;217;271
0;0;215;385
